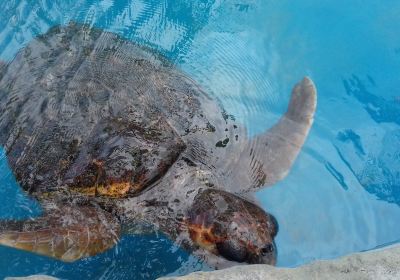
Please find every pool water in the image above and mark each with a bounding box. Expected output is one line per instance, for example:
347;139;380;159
1;0;400;279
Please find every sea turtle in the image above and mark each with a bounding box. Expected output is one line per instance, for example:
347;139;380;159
0;23;316;267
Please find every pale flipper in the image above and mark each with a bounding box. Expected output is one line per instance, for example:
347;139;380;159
0;205;120;262
231;77;317;193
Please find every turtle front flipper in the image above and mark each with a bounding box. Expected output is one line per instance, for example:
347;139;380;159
0;204;120;262
232;77;317;192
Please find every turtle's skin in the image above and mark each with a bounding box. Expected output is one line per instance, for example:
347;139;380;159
0;23;317;267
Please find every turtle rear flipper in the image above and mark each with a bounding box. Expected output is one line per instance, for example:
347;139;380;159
0;205;120;262
232;77;317;192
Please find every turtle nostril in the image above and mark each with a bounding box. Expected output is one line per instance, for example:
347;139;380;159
261;244;274;255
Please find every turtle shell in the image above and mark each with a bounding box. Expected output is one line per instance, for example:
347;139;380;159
0;24;194;197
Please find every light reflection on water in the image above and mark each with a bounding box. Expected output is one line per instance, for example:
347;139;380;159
0;0;400;279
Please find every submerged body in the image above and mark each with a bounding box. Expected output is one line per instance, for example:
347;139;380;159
0;23;316;267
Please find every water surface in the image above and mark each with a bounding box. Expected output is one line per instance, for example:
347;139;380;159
1;0;400;279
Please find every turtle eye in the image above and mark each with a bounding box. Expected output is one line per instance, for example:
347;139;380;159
261;244;274;255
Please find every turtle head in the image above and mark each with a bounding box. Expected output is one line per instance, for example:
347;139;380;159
187;189;278;265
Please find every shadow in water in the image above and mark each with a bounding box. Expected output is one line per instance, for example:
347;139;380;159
343;75;400;125
336;76;400;205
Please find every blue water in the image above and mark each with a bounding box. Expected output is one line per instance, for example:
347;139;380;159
1;0;400;279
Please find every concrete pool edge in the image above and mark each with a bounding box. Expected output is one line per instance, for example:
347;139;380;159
159;244;400;280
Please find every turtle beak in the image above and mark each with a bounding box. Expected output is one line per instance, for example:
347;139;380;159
247;242;277;265
215;239;277;265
